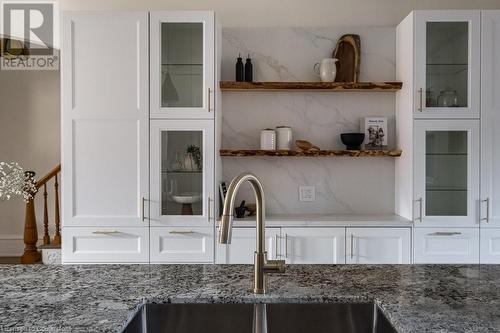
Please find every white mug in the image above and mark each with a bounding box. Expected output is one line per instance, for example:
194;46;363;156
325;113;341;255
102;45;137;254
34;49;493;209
314;58;338;82
260;129;276;150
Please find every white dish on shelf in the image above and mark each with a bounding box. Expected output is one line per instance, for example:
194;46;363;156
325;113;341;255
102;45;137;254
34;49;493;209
171;192;202;204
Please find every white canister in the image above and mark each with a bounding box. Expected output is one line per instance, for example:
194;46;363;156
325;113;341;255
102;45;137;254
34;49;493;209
276;126;293;150
260;129;276;150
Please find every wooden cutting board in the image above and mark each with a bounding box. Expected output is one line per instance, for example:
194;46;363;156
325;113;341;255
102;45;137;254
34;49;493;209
332;34;361;83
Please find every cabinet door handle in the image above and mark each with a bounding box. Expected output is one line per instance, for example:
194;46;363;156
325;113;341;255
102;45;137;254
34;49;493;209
274;234;279;258
481;198;490;223
350;234;354;260
92;231;119;235
418;88;423;112
141;197;146;222
415;198;423;222
169;230;194;234
207;197;212;222
428;232;462;236
207;88;212;112
285;234;289;258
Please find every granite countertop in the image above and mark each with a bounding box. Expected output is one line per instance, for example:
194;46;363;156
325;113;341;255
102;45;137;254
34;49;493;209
1;264;499;332
218;213;413;227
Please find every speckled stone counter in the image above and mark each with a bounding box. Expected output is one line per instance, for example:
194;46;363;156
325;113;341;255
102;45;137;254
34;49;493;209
1;264;499;332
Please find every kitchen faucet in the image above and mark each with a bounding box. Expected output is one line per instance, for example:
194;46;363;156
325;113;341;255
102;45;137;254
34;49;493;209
219;173;285;294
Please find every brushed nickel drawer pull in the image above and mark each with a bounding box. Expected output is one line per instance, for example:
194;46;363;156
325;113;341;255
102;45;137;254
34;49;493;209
207;197;212;222
350;234;354;259
207;88;212;112
415;198;423;222
141;197;146;222
285;234;289;258
92;231;119;235
418;88;423;112
429;232;462;236
169;230;194;234
274;234;279;258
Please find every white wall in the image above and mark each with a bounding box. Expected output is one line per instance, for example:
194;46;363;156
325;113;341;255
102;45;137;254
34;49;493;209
2;0;500;254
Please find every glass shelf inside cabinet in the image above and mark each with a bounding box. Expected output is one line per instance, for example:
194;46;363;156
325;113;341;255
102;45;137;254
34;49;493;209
161;22;203;108
161;130;204;217
425;22;469;108
425;131;468;216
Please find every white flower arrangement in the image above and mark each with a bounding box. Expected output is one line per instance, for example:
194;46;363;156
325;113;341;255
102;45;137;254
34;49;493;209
0;162;37;202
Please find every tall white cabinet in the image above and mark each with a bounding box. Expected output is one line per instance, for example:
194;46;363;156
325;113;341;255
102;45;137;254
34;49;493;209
62;11;219;264
397;10;500;263
61;12;150;263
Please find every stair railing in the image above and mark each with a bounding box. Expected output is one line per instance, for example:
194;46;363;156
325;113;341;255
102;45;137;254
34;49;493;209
21;164;61;264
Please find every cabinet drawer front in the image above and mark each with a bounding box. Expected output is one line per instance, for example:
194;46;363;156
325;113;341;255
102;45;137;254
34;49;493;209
150;227;214;263
216;228;280;264
414;228;479;263
62;227;149;263
480;228;500;264
346;228;411;264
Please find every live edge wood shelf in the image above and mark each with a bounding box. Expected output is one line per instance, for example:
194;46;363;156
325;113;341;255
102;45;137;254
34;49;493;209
219;81;403;92
220;149;403;157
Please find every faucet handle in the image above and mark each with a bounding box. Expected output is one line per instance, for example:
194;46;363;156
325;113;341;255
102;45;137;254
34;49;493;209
264;259;286;273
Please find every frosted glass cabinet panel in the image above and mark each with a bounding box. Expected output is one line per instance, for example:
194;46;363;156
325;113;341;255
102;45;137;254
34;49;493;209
150;11;215;119
150;120;214;226
414;120;479;227
415;11;480;118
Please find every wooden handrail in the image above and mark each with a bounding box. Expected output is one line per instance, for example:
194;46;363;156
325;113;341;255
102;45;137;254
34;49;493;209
21;164;61;264
36;164;61;189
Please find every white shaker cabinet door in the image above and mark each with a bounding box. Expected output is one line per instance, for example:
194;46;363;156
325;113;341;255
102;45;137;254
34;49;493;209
480;228;500;264
281;228;345;264
61;12;149;227
346;228;411;264
481;11;500;228
216;227;281;264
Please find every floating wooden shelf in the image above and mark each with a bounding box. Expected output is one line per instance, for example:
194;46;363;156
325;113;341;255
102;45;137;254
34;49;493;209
220;149;402;157
219;81;403;92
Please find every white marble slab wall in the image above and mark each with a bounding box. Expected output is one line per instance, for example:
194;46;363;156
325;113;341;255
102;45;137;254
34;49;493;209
221;27;397;215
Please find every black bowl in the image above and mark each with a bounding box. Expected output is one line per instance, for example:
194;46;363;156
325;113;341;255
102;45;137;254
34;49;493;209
340;133;365;150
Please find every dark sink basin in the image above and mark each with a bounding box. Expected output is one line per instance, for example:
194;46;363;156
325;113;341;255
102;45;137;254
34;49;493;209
121;302;397;333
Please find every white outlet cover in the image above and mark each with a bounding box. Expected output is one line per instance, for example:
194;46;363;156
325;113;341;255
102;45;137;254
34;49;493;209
299;186;315;202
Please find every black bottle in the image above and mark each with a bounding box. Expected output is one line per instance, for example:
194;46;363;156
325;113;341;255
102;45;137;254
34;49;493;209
235;54;244;82
244;54;253;82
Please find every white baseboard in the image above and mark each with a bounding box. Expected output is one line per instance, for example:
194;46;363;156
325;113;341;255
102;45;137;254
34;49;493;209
0;235;43;256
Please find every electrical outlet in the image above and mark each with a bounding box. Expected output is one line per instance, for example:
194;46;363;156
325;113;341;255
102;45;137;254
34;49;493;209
299;186;315;202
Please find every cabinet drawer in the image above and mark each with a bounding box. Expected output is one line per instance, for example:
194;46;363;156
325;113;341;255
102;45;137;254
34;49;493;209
62;227;149;263
346;228;411;264
150;227;214;263
414;228;479;263
216;227;280;264
480;228;500;264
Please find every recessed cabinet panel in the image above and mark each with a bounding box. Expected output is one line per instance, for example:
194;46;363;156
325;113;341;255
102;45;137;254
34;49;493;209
216;228;281;264
150;227;214;263
414;228;479;263
480;228;500;263
150;11;215;119
150;120;214;226
414;11;480;118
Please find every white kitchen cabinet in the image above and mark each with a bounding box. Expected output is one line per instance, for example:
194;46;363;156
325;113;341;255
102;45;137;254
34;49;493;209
481;11;500;230
480;229;500;264
413;120;479;228
62;227;149;263
413;11;480;118
414;228;479;263
61;12;149;228
216;227;281;264
281;228;345;264
346;228;411;264
150;120;215;227
150;11;215;119
150;227;214;263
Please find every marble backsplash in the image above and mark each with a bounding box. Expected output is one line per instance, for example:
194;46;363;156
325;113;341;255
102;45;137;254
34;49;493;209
221;27;397;214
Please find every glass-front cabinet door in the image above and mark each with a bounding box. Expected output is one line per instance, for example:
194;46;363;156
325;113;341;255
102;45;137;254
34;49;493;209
414;11;480;118
150;120;214;226
414;120;479;227
150;12;215;119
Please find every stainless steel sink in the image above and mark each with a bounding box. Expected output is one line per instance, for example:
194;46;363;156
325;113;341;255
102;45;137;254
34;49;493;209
121;302;397;333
